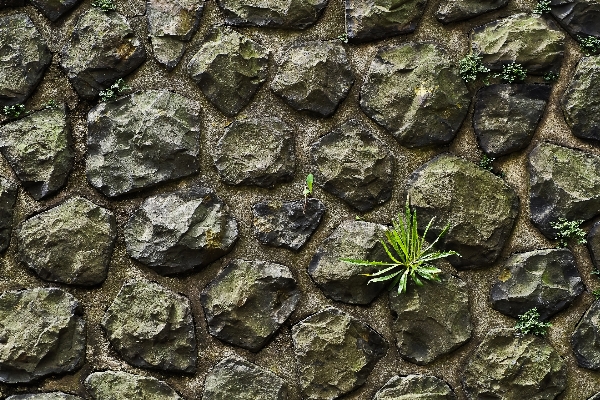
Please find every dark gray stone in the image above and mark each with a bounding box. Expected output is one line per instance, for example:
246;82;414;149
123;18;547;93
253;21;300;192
0;0;24;7
0;288;86;383
0;177;17;253
463;328;567;400
292;307;388;399
474;84;551;157
572;300;600;370
7;393;82;400
550;0;600;39
30;0;81;21
216;0;328;29
85;371;182;400
588;221;600;271
590;393;600;400
0;14;51;107
360;42;470;148
374;375;456;400
214;117;295;187
406;154;519;269
310;119;394;212
17;197;117;286
201;259;300;352
60;8;146;100
562;57;600;141
187;27;268;117
86;89;200;197
124;186;238;275
436;0;508;24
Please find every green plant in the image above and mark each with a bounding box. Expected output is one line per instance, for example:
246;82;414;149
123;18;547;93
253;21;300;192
550;217;586;247
495;62;527;83
479;155;495;172
91;0;116;11
337;33;348;43
515;308;551;336
2;104;26;119
99;78;130;102
533;0;552;14
543;71;559;82
303;173;314;209
578;35;600;56
592;289;600;300
45;99;58;109
459;54;490;83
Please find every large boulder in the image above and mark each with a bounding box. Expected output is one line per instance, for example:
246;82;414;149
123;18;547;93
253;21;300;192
30;0;81;21
0;177;17;253
216;0;328;29
571;300;600;370
85;371;182;400
562;56;600;141
436;0;508;24
374;375;456;400
550;0;600;39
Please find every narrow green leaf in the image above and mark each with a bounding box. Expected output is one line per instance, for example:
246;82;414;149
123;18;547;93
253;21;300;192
306;173;314;193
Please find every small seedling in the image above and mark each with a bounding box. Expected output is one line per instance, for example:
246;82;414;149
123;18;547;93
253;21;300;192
578;35;600;56
533;0;552;14
45;99;58;109
593;289;600;300
515;308;551;336
459;54;490;83
303;173;314;210
91;0;116;11
337;33;348;43
495;62;527;83
550;217;586;247
99;78;130;102
479;155;495;172
543;71;559;82
2;104;26;119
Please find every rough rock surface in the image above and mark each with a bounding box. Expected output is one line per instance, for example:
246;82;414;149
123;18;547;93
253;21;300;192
292;307;388;399
60;8;146;100
360;42;470;148
373;375;456;400
85;371;182;400
588;221;600;271
550;0;600;39
562;57;600;141
0;0;24;7
17;197;116;286
216;0;328;29
0;14;51;107
0;104;74;200
203;357;288;400
187;27;268;117
310;120;393;212
102;280;197;372
474;84;551;157
30;0;81;21
590;393;600;400
214;117;295;187
86;90;200;197
490;249;584;320
406;154;519;268
201;259;300;352
436;0;508;24
463;328;567;399
0;177;17;253
572;300;600;370
0;288;86;383
124;186;238;275
7;394;82;400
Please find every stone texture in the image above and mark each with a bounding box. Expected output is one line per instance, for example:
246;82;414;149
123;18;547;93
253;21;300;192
590;394;600;400
187;27;268;117
214;117;295;187
30;0;81;21
464;328;567;399
310;119;394;212
406;154;519;269
7;394;82;400
60;8;146;100
550;0;600;39
436;0;508;24
17;197;116;286
216;0;328;29
588;221;600;271
271;41;354;117
474;84;551;157
0;14;51;107
203;357;288;400
374;375;456;400
562;57;600;141
85;371;182;400
0;103;74;200
124;186;238;275
201;259;300;352
87;89;200;197
572;300;600;370
0;288;86;383
0;0;24;7
0;177;17;253
360;42;470;148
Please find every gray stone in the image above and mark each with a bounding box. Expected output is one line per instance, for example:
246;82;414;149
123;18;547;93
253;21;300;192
0;288;86;383
252;198;325;251
187;28;268;117
30;0;81;21
7;393;82;400
562;56;600;141
86;89;200;197
374;375;456;400
550;0;600;39
588;221;600;271
214;117;295;187
308;220;388;305
271;41;354;117
360;42;470;148
406;154;519;269
216;0;328;29
572;300;600;370
85;371;182;400
102;280;197;372
201;259;300;352
60;8;146;100
0;103;74;200
0;0;24;7
0;14;51;107
203;357;288;400
0;177;17;253
590;394;600;400
310;119;394;212
436;0;508;24
463;328;567;399
474;84;551;157
124;186;238;275
17;197;117;286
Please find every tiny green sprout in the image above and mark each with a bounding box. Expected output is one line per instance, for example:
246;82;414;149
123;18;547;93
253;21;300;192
303;173;314;210
533;0;552;14
592;270;600;276
355;215;362;221
495;62;527;83
479;154;495;172
99;78;130;102
459;54;490;83
2;104;26;119
337;33;348;43
515;308;551;336
550;217;586;248
543;71;559;82
91;0;116;11
593;289;600;300
578;35;600;56
45;99;58;109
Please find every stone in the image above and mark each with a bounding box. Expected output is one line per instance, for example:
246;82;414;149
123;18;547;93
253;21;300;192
389;273;472;365
292;307;388;399
436;0;508;24
201;259;300;352
86;89;200;197
474;84;551;157
0;14;51;107
374;375;456;400
213;117;295;187
590;394;600;400
550;0;600;39
562;56;600;141
463;328;567;399
406;154;519;269
270;41;354;117
310;119;394;212
187;27;268;117
308;220;388;305
203;357;288;400
0;0;24;7
0;177;17;253
470;14;565;75
124;186;238;275
147;0;205;70
30;0;81;21
360;42;470;148
0;103;74;200
588;221;600;270
60;8;146;100
490;249;584;320
529;142;600;239
572;300;600;370
7;393;82;400
85;371;182;400
216;0;328;29
252;198;325;251
17;197;116;286
0;288;86;383
102;280;197;372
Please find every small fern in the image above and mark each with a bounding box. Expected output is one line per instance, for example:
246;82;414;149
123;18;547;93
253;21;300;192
515;308;551;336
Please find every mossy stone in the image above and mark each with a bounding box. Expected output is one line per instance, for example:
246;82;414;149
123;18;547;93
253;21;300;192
562;56;600;141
